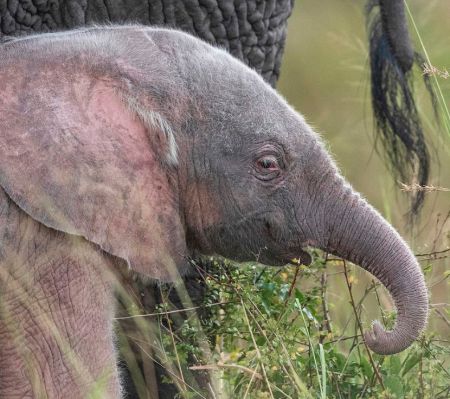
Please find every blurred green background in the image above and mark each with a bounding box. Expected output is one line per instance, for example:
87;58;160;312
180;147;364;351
278;0;449;339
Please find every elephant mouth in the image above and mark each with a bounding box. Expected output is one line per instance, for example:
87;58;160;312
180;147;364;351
259;246;312;267
262;219;313;266
287;249;312;266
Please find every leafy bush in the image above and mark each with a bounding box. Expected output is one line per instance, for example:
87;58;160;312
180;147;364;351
149;251;449;399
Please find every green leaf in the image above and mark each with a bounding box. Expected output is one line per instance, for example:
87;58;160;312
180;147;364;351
385;375;404;398
359;356;372;379
295;289;306;304
389;355;402;375
401;352;421;376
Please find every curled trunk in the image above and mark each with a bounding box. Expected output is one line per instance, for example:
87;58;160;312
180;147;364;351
322;184;428;355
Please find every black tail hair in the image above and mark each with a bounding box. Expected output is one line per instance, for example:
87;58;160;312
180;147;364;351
366;0;437;218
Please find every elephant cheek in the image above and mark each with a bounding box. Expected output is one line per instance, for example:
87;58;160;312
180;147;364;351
184;183;223;251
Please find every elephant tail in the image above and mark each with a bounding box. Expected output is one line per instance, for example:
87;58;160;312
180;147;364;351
366;0;438;219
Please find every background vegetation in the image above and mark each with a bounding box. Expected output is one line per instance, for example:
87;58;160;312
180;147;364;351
118;1;449;398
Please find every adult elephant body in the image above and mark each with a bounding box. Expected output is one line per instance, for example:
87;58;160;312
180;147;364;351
0;0;293;86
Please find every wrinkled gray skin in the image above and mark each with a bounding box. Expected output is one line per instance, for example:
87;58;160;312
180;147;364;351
0;0;293;87
0;26;428;398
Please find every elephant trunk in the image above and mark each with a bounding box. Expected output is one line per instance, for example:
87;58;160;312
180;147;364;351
320;181;428;355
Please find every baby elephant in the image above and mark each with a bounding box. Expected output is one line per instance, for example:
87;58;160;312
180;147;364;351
0;26;427;398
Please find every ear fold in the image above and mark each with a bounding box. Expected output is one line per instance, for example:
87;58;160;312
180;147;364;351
0;70;186;281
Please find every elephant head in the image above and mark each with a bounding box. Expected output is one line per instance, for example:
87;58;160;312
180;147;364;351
0;26;428;355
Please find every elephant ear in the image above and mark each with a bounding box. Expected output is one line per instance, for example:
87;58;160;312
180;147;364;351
0;71;186;281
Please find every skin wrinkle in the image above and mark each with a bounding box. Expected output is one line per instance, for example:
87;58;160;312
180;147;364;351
292;185;315;246
188;135;208;251
364;207;396;272
2;273;68;396
358;219;380;267
34;271;67;363
55;261;79;347
322;178;348;248
29;302;72;393
175;1;195;33
30;259;95;371
347;203;369;263
214;178;237;252
369;220;393;266
308;182;323;245
330;191;354;251
310;163;335;233
215;169;270;259
214;1;232;41
340;202;363;262
290;200;308;246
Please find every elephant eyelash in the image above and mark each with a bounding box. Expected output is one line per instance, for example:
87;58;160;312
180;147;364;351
253;154;284;181
257;156;279;170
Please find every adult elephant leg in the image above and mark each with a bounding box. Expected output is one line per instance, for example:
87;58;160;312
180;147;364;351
0;190;120;398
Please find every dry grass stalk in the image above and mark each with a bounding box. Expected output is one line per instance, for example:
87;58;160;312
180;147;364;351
400;182;450;192
422;62;449;79
190;362;263;380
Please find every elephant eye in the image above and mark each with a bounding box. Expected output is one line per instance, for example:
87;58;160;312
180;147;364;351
255;155;282;179
253;147;285;181
257;157;279;170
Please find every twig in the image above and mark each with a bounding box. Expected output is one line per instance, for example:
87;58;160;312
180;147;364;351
327;335;360;345
133;341;208;399
418;256;449;262
415;248;450;257
371;280;388;326
240;293;310;397
432;212;450;253
430;303;450;308
287;265;301;300
419;357;425;397
429;274;450;289
164;298;187;393
434;308;450;329
114;301;232;320
190;362;263;380
319;271;332;343
343;262;385;390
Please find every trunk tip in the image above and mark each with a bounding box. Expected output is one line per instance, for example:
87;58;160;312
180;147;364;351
364;320;420;355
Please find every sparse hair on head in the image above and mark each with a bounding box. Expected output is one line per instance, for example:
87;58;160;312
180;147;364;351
125;96;178;166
